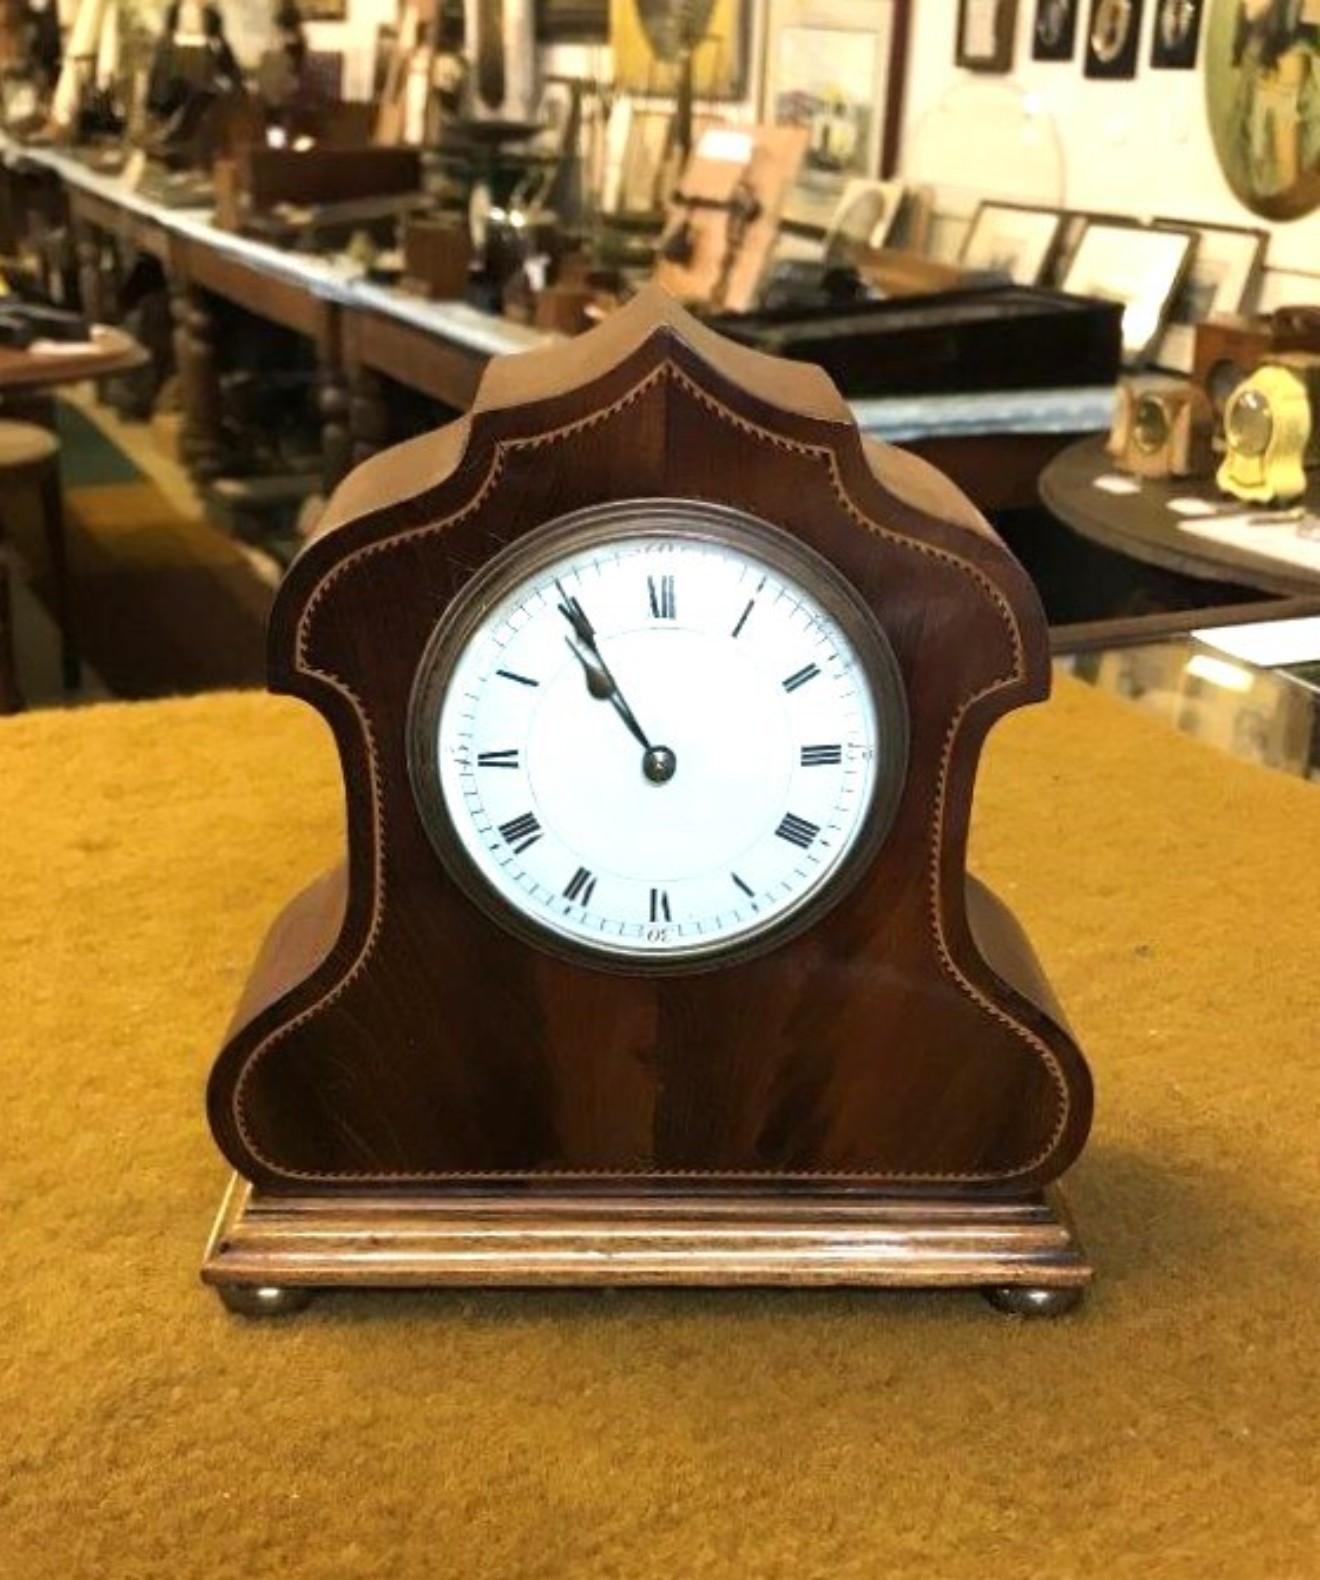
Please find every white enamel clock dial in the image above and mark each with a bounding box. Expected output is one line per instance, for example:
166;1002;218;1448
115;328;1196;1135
408;502;908;968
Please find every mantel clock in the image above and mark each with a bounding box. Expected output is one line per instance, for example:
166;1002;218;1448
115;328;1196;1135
202;288;1094;1316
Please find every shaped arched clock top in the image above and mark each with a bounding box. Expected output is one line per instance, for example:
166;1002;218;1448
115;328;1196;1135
271;292;1048;895
205;289;1093;1312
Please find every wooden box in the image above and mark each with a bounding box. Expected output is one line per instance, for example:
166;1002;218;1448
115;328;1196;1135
401;215;472;301
237;145;422;210
710;286;1123;398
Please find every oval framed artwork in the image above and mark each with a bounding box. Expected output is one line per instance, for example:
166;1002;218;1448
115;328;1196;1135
1205;0;1320;220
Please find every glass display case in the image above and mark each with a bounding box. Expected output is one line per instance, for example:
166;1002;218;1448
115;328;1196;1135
905;78;1065;218
1062;616;1320;781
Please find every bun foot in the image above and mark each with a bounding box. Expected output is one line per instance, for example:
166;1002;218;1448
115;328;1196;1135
983;1284;1086;1318
215;1282;314;1317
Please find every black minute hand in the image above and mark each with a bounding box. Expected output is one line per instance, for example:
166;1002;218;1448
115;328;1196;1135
556;584;677;784
556;586;596;646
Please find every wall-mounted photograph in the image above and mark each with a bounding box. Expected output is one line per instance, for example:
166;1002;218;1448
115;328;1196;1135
1150;0;1204;68
956;0;1020;73
763;0;907;181
959;200;1065;285
1033;0;1081;60
1153;220;1267;370
1084;0;1145;78
1205;0;1320;220
1058;216;1195;364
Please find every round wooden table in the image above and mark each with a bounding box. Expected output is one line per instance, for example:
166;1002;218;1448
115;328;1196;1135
0;323;148;393
1040;435;1320;601
0;324;150;710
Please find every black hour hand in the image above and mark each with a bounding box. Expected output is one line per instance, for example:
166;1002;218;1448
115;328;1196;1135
564;636;616;701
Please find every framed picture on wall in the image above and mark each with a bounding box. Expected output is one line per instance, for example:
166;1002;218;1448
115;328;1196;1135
1058;217;1196;365
1040;209;1122;287
822;177;906;261
956;0;1020;72
1150;0;1203;68
1032;0;1079;59
959;201;1065;285
1205;0;1320;222
536;0;609;42
611;0;750;99
1083;0;1144;79
762;0;910;182
1153;221;1267;371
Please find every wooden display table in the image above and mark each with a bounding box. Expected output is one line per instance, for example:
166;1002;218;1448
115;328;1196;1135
0;322;145;392
1040;435;1320;600
1;139;1117;511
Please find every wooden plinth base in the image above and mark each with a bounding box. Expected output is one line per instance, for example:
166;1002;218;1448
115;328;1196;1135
201;1176;1092;1316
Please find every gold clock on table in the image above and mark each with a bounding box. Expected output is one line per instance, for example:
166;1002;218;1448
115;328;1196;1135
202;288;1095;1317
1217;354;1320;504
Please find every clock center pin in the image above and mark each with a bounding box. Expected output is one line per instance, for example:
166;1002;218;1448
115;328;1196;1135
643;745;677;784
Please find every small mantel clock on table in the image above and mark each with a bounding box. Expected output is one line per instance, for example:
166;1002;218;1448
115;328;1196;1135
202;287;1095;1317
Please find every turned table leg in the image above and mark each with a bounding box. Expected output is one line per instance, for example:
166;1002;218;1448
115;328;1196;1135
38;456;79;692
171;282;224;481
349;366;389;469
73;224;107;326
0;551;23;714
319;364;352;496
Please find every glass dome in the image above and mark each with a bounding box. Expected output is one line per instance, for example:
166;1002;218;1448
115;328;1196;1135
905;78;1066;213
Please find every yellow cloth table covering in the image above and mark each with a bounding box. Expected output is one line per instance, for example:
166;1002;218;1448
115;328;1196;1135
1;679;1316;1579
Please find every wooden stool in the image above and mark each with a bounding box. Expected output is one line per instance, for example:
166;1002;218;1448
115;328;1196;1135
0;419;77;710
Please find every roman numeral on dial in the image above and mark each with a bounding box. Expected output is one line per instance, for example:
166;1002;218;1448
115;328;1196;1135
498;812;543;853
649;888;671;923
782;663;820;693
648;574;676;619
564;867;597;906
775;813;820;849
800;744;843;766
477;749;520;769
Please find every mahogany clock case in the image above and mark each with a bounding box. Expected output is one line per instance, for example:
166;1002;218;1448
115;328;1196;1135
203;288;1094;1301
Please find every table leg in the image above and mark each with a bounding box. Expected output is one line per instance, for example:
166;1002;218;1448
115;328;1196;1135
349;367;389;469
0;549;24;714
319;364;352;496
39;456;79;692
73;224;107;326
172;282;224;481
